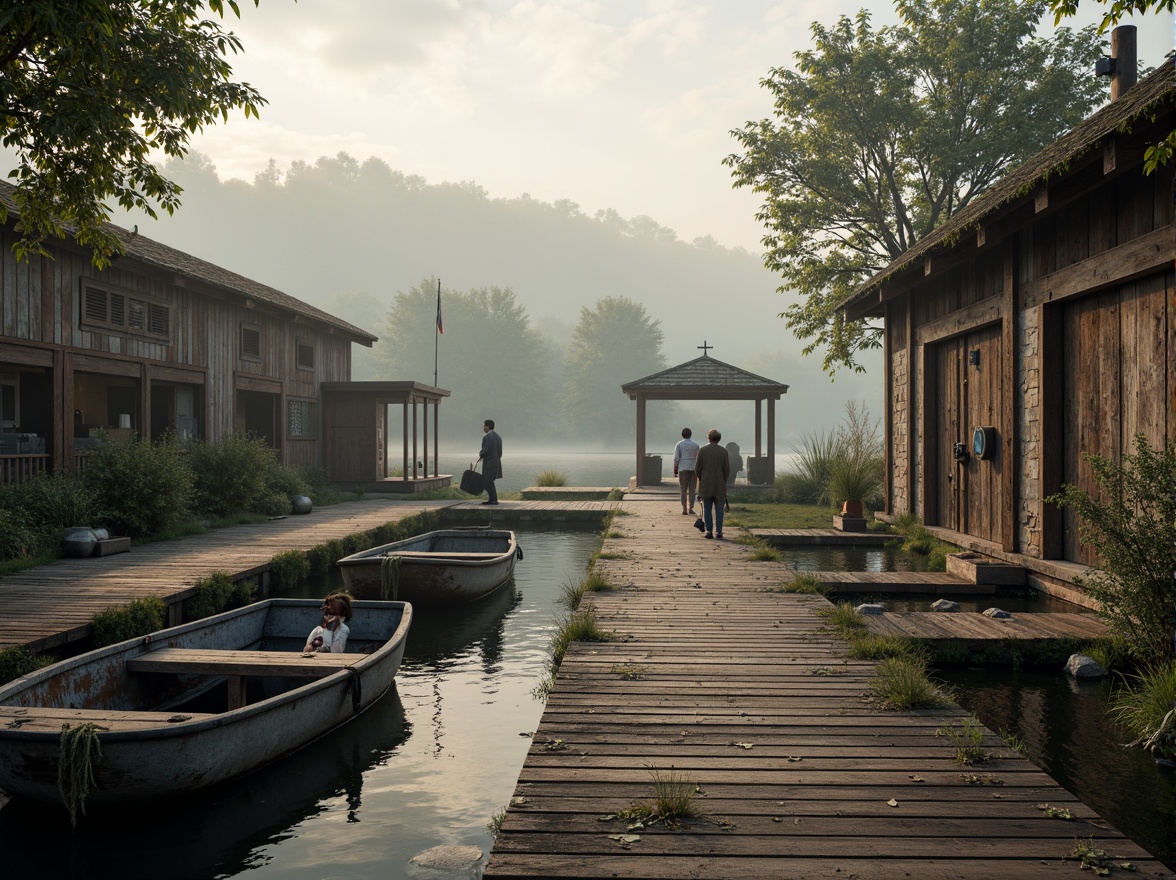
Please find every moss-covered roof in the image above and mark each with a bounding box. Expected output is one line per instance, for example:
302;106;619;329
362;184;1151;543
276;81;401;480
843;63;1174;311
0;181;377;345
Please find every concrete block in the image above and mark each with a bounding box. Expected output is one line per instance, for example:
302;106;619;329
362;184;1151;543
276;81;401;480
945;552;1026;586
832;514;868;532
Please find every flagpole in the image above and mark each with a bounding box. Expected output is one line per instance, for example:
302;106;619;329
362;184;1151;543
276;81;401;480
434;278;440;387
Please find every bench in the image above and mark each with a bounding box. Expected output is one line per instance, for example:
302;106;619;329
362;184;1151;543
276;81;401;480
127;648;367;709
0;706;216;733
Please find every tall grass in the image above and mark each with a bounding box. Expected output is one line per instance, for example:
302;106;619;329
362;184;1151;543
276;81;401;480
1109;660;1176;759
534;469;568;487
872;656;950;709
774;401;883;509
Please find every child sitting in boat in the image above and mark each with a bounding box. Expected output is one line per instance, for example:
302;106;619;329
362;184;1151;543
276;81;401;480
304;592;353;653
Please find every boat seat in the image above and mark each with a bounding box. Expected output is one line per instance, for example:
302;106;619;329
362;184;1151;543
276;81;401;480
126;648;366;678
127;648;369;710
0;706;217;733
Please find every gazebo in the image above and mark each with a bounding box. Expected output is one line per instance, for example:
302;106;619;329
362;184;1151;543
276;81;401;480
621;348;789;487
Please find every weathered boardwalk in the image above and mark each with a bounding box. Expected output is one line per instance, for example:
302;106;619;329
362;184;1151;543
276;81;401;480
752;527;895;546
2;498;618;653
486;500;1165;879
866;611;1107;644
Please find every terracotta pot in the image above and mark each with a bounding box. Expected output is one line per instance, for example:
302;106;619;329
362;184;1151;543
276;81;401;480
839;500;864;517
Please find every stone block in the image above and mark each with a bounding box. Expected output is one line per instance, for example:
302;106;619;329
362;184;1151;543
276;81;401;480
945;552;1026;586
832;514;868;532
93;536;131;557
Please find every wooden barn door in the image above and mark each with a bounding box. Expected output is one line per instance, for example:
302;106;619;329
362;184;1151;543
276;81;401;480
932;325;1003;541
1061;276;1171;565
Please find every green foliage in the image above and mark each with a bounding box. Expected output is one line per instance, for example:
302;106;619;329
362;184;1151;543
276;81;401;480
486;806;507;836
1047;434;1176;657
379;278;558;439
269;550;310;590
58;722;103;828
749;541;782;562
818;601;869;637
562;297;671;444
892;514;959;572
182;572;235;621
872;656;951;709
0;0;267;267
90;597;166;648
549;606;611;671
534;469;568;487
1048;0;1173;32
3;474;99;545
252;491;291;517
0;505;42;561
725;0;1104;375
937;715;992;764
188;432;278;516
83;434;194;538
775;573;827;594
849;635;925;661
1109;661;1176;760
0;645;52;686
779;430;844;505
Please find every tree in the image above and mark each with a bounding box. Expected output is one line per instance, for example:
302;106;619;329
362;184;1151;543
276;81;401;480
377;278;558;443
0;1;267;267
562;297;668;445
725;0;1105;375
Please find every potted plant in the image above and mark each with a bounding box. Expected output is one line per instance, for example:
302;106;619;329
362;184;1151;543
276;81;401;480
828;457;881;518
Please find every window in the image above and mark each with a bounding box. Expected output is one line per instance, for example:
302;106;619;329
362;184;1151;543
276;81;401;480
287;399;316;437
295;340;315;371
80;280;170;341
240;324;262;361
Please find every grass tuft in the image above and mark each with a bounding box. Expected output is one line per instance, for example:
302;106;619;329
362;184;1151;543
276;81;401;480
534;469;568;487
818;601;868;637
1109;660;1176;759
849;635;925;661
937;715;991;764
871;656;950;709
774;573;827;594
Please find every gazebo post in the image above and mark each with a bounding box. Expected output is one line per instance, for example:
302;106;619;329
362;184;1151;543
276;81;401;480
433;400;440;478
422;396;429;478
767;396;776;478
635;396;647;487
401;400;409;482
755;399;763;459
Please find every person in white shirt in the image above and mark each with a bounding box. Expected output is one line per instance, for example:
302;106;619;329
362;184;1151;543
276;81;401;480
672;427;701;515
304;592;353;653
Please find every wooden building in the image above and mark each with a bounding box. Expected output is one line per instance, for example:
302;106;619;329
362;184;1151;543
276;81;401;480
0;181;377;481
842;50;1173;590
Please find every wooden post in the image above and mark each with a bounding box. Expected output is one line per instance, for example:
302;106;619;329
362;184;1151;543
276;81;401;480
411;398;418;479
422;395;429;478
433;400;440;478
1001;250;1017;552
767;396;776;478
754;399;762;458
401;400;409;482
635;397;646;486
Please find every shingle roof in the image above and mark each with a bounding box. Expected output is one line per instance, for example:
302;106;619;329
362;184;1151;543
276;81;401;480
0;181;377;345
843;63;1175;310
622;355;788;394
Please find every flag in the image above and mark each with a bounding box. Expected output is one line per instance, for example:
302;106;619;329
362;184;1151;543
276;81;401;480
435;282;443;334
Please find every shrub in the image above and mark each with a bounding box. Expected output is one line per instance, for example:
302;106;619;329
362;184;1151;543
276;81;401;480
269;550;310;590
188;432;277;516
251;491;291;517
183;572;235;621
230;578;257;609
535;469;568;487
0;645;52;686
780;431;844;506
5;474;99;545
91;597;166;647
83;434;193;537
1047;434;1176;658
0;505;40;561
1109;660;1176;760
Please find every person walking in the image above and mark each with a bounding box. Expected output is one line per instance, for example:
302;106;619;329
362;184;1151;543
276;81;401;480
672;427;700;515
479;419;502;505
694;428;730;539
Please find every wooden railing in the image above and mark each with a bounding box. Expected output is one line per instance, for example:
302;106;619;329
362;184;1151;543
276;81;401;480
0;454;50;484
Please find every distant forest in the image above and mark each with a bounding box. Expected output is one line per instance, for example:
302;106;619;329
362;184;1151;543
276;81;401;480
128;152;882;451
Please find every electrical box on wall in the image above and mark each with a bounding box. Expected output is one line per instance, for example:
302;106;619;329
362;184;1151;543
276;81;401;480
973;426;997;460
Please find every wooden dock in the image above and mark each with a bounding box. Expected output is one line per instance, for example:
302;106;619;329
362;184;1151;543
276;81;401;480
752;527;896;546
0;498;618;654
486;500;1165;879
865;611;1107;644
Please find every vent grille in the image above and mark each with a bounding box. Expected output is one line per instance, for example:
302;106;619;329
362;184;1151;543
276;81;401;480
296;342;315;371
241;326;262;359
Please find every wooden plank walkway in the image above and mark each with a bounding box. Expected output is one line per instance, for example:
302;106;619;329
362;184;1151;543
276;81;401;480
486;500;1166;879
2;499;618;654
866;611;1107;643
797;570;982;593
752;528;896;545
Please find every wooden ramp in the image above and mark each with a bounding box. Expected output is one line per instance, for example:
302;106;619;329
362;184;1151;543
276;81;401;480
486;500;1166;879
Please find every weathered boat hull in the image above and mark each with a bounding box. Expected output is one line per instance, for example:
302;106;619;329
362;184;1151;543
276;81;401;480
337;528;519;604
0;599;411;805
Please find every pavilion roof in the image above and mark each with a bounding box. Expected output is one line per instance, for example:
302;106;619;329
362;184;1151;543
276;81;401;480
622;355;788;399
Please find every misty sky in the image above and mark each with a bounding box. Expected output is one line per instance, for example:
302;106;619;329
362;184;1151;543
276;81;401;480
182;0;1172;253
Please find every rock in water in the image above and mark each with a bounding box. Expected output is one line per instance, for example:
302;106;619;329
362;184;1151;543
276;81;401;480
408;845;484;873
1064;654;1107;678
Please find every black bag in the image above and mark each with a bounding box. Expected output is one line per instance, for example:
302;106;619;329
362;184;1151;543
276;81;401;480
460;461;484;495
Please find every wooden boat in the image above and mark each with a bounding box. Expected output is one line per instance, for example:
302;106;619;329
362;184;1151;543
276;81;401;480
0;598;412;807
337;528;521;604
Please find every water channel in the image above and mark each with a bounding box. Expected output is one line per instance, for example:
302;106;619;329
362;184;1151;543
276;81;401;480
0;527;602;880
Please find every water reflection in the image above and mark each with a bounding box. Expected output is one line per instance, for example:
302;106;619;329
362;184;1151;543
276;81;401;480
0;528;599;880
945;666;1176;868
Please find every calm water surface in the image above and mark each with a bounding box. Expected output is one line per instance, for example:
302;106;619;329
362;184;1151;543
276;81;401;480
0;528;601;880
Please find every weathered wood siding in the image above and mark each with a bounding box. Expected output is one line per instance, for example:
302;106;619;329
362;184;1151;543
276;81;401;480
886;152;1173;565
0;230;354;470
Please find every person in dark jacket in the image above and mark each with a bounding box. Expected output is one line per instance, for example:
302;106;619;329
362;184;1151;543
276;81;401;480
694;428;730;539
479;419;503;505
